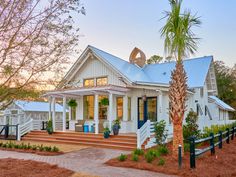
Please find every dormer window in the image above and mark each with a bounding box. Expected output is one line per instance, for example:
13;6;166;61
84;78;94;87
96;77;108;86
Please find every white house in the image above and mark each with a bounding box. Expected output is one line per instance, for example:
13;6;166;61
45;45;235;138
1;100;64;130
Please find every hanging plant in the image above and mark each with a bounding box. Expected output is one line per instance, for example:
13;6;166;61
100;97;109;106
67;99;77;108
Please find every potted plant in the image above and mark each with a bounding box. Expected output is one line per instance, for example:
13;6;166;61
67;99;78;120
103;127;111;138
46;119;53;135
100;97;109;106
112;119;121;135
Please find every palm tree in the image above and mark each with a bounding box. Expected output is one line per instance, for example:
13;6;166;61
160;0;201;157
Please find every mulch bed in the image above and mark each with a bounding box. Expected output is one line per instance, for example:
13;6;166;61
106;140;236;177
0;147;63;156
0;158;74;177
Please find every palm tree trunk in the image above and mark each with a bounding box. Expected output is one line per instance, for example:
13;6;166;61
169;61;187;158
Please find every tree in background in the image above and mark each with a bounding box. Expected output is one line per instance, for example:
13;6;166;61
214;61;236;116
146;55;163;64
160;0;201;157
0;0;85;109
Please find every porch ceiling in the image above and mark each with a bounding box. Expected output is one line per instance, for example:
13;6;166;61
44;85;130;98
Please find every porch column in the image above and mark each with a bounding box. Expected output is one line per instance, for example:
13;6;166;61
52;97;56;131
69;107;72;121
123;95;128;121
48;96;52;120
108;93;113;130
62;96;66;132
94;94;99;134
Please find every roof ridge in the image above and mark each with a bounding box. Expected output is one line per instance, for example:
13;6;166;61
88;45;130;64
147;55;213;66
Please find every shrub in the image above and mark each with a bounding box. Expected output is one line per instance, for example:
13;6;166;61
145;151;155;163
183;111;200;140
184;143;190;152
147;149;160;158
202;124;232;138
52;146;59;152
158;158;165;166
118;154;127;162
32;145;37;150
131;153;139;162
154;120;168;145
133;148;144;156
38;144;44;151
157;145;169;155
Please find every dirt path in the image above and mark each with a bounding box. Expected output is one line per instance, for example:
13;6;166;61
0;147;174;177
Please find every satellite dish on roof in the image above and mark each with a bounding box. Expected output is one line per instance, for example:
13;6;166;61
129;47;146;68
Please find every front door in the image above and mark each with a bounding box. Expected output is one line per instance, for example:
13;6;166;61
138;97;157;129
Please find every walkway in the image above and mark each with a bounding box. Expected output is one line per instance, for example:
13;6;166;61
0;148;175;177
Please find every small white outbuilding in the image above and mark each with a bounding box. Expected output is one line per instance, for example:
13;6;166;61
0;100;64;129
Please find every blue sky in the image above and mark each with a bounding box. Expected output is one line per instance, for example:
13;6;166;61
76;0;236;67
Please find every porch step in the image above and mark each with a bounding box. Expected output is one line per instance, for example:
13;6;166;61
23;135;137;146
22;131;138;151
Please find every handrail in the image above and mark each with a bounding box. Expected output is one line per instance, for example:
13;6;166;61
137;120;151;149
17;119;33;141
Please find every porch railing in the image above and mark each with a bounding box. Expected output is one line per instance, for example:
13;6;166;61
137;120;151;149
17;118;33;140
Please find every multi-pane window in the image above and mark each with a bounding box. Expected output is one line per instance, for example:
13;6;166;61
96;77;108;86
84;78;94;87
116;97;123;120
83;95;94;119
128;97;131;121
138;99;144;121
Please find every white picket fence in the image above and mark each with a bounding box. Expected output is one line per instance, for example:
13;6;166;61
17;119;33;140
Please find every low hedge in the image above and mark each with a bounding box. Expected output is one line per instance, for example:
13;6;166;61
0;141;59;152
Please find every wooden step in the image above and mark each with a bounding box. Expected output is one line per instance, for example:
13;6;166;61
22;131;138;150
23;135;137;146
22;137;136;151
24;134;137;144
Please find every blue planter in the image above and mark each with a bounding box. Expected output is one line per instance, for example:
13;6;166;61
83;125;89;133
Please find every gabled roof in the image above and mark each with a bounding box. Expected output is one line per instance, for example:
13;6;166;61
209;96;235;112
89;45;213;88
14;100;64;112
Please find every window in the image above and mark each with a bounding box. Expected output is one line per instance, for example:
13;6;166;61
147;97;157;122
83;95;94;119
128;97;131;121
138;99;144;121
84;78;94;87
96;77;108;86
196;103;203;116
116;97;123;120
11;110;18;115
200;88;204;97
99;95;108;119
71;107;76;120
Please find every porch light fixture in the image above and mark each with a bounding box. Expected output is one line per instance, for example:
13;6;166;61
142;95;147;101
142;88;147;101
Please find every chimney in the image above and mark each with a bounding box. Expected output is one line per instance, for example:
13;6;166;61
129;47;146;68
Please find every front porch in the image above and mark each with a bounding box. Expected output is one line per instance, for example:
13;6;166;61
46;85;132;134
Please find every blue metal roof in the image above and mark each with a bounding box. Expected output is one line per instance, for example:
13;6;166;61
89;45;213;88
15;100;64;112
209;96;235;111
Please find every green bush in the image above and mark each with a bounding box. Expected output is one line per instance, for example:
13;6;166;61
131;153;139;162
184;143;190;152
52;146;59;152
154;120;168;145
133;148;144;156
147;149;160;158
202;124;234;138
32;145;37;150
145;151;155;163
38;144;44;151
118;154;127;161
157;145;169;155
158;158;165;166
183;111;200;140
